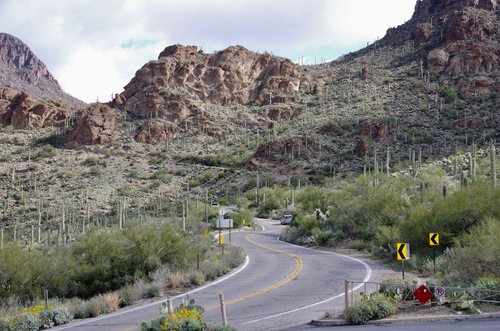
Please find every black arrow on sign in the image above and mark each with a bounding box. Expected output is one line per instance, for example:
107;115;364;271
430;233;438;245
398;243;406;260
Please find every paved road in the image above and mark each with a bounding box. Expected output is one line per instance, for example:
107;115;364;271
53;219;378;330
289;318;500;331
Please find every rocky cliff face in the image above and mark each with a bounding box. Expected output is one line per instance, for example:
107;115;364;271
413;0;497;18
408;0;500;97
115;44;302;143
0;87;73;129
0;33;85;107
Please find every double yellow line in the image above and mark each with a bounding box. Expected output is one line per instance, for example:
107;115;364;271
209;233;303;308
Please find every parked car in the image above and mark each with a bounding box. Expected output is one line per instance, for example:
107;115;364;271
281;214;293;225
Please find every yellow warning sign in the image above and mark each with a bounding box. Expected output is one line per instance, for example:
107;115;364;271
397;243;409;260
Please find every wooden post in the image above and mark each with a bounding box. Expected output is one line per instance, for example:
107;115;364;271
219;293;227;326
344;280;350;312
167;299;173;314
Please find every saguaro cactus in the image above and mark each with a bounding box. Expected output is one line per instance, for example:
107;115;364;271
491;140;497;186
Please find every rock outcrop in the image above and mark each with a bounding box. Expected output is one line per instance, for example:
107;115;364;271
409;0;499;97
65;104;115;148
413;0;497;19
135;120;180;144
0;87;72;129
0;33;85;107
115;44;302;143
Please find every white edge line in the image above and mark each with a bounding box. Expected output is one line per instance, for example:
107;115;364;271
53;254;250;330
241;235;372;325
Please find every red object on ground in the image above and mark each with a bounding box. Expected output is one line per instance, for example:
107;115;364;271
413;285;433;304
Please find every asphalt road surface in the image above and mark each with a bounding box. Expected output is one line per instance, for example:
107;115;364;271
53;219;376;331
287;318;500;331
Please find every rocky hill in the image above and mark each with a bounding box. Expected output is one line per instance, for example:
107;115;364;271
0;33;86;130
0;0;498;238
0;33;85;107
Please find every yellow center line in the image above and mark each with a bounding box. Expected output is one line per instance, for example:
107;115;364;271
206;233;303;310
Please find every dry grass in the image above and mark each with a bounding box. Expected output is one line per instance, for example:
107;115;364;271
168;271;188;289
103;292;120;312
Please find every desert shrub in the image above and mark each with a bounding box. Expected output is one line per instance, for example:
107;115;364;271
257;186;288;216
280;226;305;245
0;244;73;302
151;168;173;183
379;278;418;301
33;144;57;160
227;208;253;228
439;85;458;103
146;281;164;298
118;285;142;307
0;153;13;162
188;271;205;287
88;295;110;317
51;306;72;326
315;229;335;246
67;299;91;319
0;311;41;331
89;165;103;175
399;183;500;255
83;157;99;166
38;306;72;328
103;292;120;312
344;292;397;325
474;277;500;302
441;217;500;284
162;298;206;331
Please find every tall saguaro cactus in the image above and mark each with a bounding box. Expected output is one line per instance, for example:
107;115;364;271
491;140;497;186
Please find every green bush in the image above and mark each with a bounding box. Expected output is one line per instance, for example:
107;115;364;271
33;144;57;160
474;278;500;302
379;278;418;301
442;218;500;284
83;157;99;166
439;86;458;103
118;285;142;308
0;312;40;331
344;293;397;325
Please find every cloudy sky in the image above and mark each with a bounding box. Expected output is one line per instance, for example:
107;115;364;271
0;0;416;103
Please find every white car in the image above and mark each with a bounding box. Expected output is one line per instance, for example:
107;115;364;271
281;214;293;225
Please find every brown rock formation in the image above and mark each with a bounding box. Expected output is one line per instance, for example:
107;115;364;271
413;0;497;19
135;120;180;144
0;87;72;129
413;23;433;44
355;139;372;157
358;121;389;140
427;49;451;72
65;104;115;148
408;0;499;99
117;44;301;142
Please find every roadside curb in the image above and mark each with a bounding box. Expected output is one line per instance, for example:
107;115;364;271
310;311;500;326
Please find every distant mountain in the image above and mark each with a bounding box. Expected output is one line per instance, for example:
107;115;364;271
0;33;85;107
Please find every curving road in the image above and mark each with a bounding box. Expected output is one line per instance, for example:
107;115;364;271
53;219;378;331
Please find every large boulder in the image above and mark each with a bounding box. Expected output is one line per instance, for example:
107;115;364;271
65;104;115;148
428;49;451;72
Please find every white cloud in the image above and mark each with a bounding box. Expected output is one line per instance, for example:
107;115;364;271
0;0;416;103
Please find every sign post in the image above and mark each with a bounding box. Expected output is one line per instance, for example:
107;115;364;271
429;233;439;274
397;243;410;279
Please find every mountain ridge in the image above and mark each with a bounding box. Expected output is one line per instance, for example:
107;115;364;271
0;32;85;107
